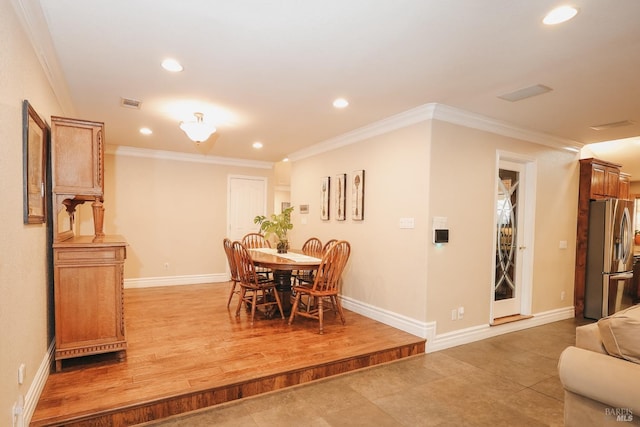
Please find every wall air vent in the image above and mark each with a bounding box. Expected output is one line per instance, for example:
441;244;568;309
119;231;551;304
589;120;634;131
498;84;553;102
120;97;142;109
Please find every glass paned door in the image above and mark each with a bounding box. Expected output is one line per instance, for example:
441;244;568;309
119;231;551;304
493;162;525;318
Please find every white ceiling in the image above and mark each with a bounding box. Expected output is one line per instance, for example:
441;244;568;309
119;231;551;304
16;0;640;176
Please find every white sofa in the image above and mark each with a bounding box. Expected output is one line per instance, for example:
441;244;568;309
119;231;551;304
558;305;640;426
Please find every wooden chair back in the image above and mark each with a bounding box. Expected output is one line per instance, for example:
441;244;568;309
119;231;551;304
223;238;240;282
313;240;351;294
322;239;338;255
232;241;262;286
242;232;271;249
301;237;323;258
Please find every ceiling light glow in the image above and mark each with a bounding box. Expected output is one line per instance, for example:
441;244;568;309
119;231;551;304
161;58;183;72
543;6;578;25
252;142;263;149
139;127;152;135
333;98;349;108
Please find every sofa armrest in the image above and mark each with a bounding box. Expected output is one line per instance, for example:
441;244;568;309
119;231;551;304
575;323;607;354
558;346;640;414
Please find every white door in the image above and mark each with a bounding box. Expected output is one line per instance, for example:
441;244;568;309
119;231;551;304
228;176;267;241
492;160;527;319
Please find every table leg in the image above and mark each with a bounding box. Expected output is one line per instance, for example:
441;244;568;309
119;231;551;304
272;270;293;315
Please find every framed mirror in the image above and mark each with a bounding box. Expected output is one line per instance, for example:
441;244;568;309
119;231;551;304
23;100;48;224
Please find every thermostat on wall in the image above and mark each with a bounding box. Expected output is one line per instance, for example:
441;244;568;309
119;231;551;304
432;216;449;244
434;229;449;244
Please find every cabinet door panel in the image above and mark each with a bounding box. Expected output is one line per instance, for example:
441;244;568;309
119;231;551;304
56;264;119;347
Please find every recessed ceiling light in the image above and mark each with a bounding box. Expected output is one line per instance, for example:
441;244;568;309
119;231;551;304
139;127;152;135
161;58;183;72
252;141;263;149
333;98;349;109
282;158;289;162
543;6;578;25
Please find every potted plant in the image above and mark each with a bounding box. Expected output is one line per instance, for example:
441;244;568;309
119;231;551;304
254;206;294;253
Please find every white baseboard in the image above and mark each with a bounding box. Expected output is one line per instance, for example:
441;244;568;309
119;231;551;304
341;296;575;353
24;340;54;426
124;273;228;289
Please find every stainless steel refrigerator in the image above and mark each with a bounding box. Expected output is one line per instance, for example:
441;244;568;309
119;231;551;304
584;198;635;319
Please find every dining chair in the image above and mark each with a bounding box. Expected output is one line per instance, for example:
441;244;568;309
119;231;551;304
233;241;284;324
295;237;323;287
223;238;241;308
288;240;351;334
322;239;338;254
241;232;271;249
241;232;272;278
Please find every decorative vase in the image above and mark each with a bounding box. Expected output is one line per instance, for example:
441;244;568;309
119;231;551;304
635;234;640;246
277;240;289;254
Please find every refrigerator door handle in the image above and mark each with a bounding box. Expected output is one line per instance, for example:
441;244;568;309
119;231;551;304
608;272;633;280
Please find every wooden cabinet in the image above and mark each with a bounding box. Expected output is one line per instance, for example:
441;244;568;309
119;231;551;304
53;236;127;371
51;116;104;197
582;158;621;199
619;173;631;200
51;116;105;241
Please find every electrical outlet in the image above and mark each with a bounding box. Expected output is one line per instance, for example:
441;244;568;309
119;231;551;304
458;306;464;319
561;291;566;301
451;309;457;320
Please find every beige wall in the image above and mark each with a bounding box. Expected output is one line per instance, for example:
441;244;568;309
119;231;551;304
0;1;63;424
92;153;275;280
291;123;431;320
428;121;579;333
290;117;579;336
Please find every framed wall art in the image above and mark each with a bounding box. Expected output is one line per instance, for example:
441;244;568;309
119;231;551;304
23;100;48;224
352;170;365;221
320;176;330;220
335;173;346;221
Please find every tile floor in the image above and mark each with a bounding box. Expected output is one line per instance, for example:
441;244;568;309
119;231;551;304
144;317;589;427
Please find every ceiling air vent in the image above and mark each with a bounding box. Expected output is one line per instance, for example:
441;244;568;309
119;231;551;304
498;84;553;102
589;120;634;131
120;97;142;109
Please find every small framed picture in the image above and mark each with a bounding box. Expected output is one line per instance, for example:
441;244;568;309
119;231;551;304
23;100;48;224
299;204;309;214
320;176;330;220
335;173;346;221
352;170;365;221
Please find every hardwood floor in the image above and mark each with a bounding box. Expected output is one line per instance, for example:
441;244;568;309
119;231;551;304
31;283;425;426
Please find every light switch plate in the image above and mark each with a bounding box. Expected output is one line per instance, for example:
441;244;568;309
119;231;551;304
399;218;415;229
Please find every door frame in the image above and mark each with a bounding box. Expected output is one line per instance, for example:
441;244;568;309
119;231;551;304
490;151;537;322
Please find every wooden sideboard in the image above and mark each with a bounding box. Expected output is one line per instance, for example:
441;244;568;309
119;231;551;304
53;236;127;372
50;115;127;370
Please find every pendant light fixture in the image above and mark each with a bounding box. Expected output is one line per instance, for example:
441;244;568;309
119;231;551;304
179;112;216;143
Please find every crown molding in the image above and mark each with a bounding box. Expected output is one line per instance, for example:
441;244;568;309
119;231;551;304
288;103;582;161
12;0;76;116
106;145;274;169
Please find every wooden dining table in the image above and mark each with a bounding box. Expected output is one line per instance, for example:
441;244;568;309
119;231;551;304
249;248;322;314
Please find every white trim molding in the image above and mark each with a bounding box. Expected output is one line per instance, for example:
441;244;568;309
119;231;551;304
106;145;274;169
23;340;55;426
288;103;582;162
341;295;575;353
